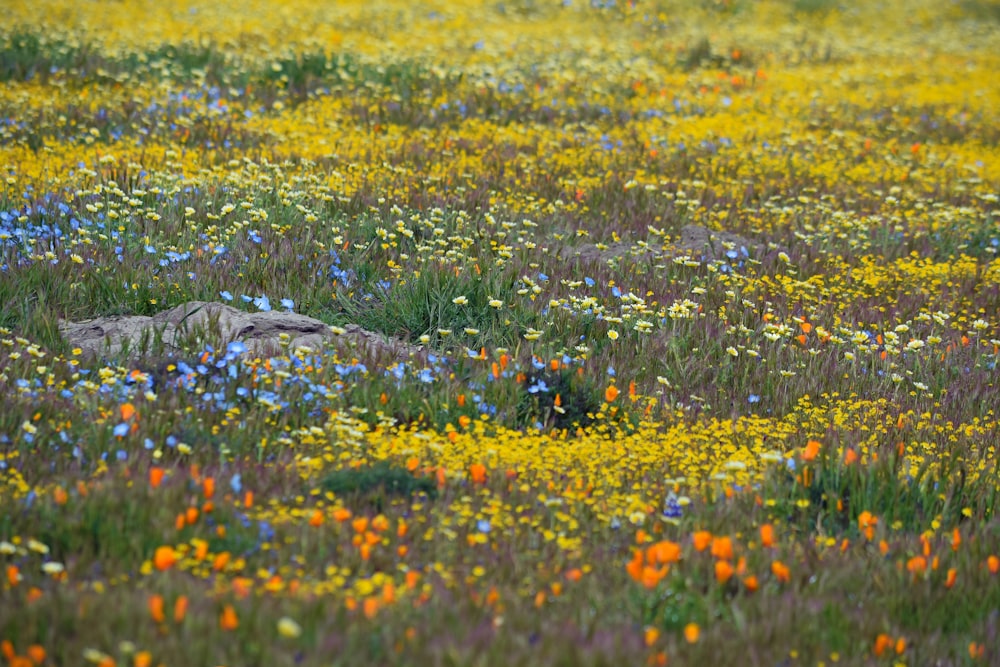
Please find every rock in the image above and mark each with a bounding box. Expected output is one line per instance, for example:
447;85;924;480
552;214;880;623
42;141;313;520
59;301;421;362
557;241;657;264
556;225;769;264
673;224;767;259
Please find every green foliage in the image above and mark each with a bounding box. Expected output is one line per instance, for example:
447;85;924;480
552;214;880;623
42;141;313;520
331;263;535;350
320;461;438;510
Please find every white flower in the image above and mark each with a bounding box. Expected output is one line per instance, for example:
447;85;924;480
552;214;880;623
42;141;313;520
42;561;65;574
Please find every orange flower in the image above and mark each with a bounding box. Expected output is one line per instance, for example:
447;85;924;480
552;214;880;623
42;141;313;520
134;651;152;667
743;575;758;592
627;549;645;582
802;440;821;462
952;528;961;552
220;604;239;631
6;565;20;586
213;552;231;572
692;531;712;551
149;467;164;489
232;577;252;599
644;626;660;647
153;546;176;572
27;645;46;664
371;515;390;533
185;507;199;525
309;509;324;527
759;524;775;548
843;449;858;465
714;560;734;584
203;477;215;500
874;634;893;657
858;511;877;540
647;540;681;565
120;402;136;421
771;560;790;583
53;486;68;505
684;623;700;643
987;555;999;574
352;517;369;534
945;568;957;589
565;568;583;582
333;508;352;523
363;597;379;619
710;536;734;561
469;463;487;484
639;565;668;590
906;556;927;575
605;384;619;402
174;595;189;623
148;594;165;623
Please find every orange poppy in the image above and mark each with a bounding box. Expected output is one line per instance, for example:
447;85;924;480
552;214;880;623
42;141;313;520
760;524;775;548
715;560;734;584
148;594;165;623
153;546;176;571
692;531;712;551
802;440;821;462
220;604;239;631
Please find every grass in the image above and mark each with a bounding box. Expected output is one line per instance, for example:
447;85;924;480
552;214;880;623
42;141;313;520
1;0;999;665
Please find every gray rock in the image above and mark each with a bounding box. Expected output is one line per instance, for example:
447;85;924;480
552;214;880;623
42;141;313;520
556;225;768;264
59;301;420;361
673;224;766;259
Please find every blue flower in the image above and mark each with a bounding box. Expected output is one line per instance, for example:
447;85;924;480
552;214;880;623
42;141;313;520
280;298;295;311
253;295;271;311
226;340;247;357
528;380;549;394
220;290;233;301
113;422;129;437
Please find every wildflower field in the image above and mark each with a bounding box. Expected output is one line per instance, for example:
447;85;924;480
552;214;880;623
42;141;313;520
1;0;999;664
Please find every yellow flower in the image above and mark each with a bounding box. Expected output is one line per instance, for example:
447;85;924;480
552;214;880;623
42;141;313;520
277;616;302;638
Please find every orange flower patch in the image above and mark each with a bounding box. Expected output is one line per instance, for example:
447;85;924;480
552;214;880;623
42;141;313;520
153;546;176;572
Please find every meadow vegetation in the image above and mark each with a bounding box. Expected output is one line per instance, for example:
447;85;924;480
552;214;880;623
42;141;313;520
1;0;999;664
